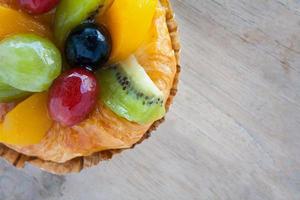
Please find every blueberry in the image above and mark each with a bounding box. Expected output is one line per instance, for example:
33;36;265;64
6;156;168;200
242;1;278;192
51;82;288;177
65;23;112;71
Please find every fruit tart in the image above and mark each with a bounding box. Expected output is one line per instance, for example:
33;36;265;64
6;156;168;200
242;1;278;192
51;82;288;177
0;0;180;174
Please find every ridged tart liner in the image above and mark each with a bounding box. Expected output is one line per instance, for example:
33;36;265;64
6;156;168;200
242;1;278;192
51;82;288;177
0;0;180;174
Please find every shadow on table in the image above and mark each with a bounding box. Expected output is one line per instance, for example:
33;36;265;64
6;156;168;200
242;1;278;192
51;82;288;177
0;159;65;200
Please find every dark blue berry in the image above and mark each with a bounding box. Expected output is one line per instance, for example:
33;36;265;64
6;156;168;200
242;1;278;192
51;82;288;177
65;23;112;71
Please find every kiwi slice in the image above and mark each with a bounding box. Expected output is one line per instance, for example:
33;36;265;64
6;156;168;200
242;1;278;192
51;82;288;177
0;80;29;103
96;56;166;124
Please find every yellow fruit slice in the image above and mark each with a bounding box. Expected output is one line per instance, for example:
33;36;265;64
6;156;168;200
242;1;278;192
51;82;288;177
0;6;51;40
0;6;53;146
0;93;52;145
97;0;157;62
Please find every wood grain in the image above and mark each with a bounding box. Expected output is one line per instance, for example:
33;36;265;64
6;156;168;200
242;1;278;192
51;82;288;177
0;0;300;199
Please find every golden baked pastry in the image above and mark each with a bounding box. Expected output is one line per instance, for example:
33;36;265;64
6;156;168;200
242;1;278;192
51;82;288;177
0;0;180;173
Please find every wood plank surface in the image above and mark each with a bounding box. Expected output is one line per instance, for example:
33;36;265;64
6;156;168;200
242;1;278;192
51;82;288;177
0;0;300;199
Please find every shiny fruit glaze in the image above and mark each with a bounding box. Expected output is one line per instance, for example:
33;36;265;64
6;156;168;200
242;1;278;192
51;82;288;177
19;0;60;14
0;6;52;40
48;68;99;127
65;23;112;71
54;0;106;46
0;92;53;145
0;34;62;92
0;0;178;161
97;0;157;62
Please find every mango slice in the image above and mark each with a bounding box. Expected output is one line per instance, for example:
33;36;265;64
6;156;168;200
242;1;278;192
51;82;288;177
97;0;157;62
0;93;52;145
0;6;51;40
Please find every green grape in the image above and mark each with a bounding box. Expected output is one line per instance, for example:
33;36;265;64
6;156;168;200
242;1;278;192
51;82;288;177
54;0;106;47
0;80;29;103
0;34;62;92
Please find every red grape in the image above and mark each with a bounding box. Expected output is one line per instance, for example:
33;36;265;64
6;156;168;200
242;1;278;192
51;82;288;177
19;0;60;14
48;68;99;127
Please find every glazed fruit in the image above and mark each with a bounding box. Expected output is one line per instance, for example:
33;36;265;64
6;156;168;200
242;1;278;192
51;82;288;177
0;34;62;92
96;56;165;124
0;92;53;145
97;0;157;62
0;80;29;103
65;23;112;71
19;0;60;14
54;0;106;46
0;6;51;40
48;68;99;127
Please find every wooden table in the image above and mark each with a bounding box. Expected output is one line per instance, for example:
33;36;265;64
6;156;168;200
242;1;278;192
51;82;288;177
0;0;300;199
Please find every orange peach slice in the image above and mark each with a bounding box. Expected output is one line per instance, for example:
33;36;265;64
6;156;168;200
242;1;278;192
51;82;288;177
97;0;157;62
0;93;52;145
0;6;51;40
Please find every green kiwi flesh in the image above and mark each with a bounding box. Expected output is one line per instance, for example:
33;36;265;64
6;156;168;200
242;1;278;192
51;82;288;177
96;56;166;124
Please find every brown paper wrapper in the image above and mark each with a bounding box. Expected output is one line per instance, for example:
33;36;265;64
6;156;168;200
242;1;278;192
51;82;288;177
0;0;181;174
